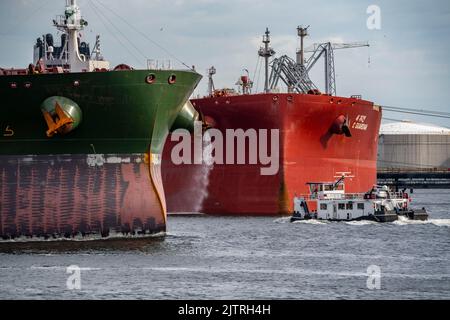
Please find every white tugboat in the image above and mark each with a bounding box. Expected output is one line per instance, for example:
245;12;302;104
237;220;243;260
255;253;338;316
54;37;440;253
291;176;428;223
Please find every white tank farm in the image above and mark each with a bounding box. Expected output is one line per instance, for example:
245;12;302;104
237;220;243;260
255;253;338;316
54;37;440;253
378;121;450;170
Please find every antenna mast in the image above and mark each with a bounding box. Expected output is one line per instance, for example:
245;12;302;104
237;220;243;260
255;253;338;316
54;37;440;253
258;28;275;93
207;66;216;96
296;26;309;66
53;0;88;71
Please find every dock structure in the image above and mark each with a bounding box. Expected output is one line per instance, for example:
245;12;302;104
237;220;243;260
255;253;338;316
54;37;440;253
377;168;450;189
377;121;450;189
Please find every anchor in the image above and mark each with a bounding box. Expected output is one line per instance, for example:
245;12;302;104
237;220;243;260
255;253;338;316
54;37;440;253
42;101;74;137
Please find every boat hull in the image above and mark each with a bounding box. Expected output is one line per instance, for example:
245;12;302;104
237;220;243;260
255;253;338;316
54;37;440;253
0;153;166;240
162;93;382;215
290;214;399;223
0;70;201;240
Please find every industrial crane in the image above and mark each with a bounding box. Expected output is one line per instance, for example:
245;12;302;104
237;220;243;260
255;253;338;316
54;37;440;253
304;41;369;96
269;26;369;96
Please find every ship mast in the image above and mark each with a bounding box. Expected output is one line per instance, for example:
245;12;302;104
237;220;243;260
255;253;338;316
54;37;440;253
258;28;275;93
296;26;309;66
207;66;216;96
53;0;88;72
38;0;110;72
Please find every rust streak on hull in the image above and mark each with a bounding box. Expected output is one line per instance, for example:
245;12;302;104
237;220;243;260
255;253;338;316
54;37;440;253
0;154;166;240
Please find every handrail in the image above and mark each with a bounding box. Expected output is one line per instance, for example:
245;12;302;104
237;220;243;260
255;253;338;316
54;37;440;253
295;192;407;201
378;167;450;173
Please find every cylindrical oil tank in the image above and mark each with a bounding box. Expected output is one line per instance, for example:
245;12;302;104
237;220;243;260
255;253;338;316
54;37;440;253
378;121;450;170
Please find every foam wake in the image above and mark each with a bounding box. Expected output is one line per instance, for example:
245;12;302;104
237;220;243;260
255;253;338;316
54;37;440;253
393;216;450;227
273;217;292;224
292;220;328;225
345;220;378;226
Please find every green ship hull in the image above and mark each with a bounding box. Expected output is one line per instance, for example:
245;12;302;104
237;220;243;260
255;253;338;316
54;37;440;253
0;69;201;240
1;70;201;154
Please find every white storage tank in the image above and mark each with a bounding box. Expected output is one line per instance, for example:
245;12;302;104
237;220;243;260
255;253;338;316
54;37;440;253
378;121;450;170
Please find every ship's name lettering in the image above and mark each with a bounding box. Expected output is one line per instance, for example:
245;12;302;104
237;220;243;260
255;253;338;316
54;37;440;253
353;114;368;131
355;115;367;122
353;123;368;131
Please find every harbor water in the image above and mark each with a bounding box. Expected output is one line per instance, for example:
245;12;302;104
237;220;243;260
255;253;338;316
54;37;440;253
0;189;449;300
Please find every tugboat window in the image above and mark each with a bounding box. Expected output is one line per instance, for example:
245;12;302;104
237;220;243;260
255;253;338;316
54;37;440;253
346;203;353;210
320;204;327;210
358;203;365;210
338;203;345;210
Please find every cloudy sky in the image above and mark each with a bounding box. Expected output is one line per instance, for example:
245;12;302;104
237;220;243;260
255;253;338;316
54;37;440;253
1;0;449;127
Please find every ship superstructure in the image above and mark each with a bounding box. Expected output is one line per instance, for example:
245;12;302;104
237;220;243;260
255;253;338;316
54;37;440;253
33;0;109;73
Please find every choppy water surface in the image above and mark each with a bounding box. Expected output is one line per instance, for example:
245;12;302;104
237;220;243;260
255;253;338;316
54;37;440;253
0;189;449;299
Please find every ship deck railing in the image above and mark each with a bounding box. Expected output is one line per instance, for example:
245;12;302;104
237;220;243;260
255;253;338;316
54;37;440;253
147;59;172;70
378;167;450;174
297;192;407;202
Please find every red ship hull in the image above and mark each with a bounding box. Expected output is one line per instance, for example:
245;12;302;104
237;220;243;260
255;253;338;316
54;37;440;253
162;93;382;215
